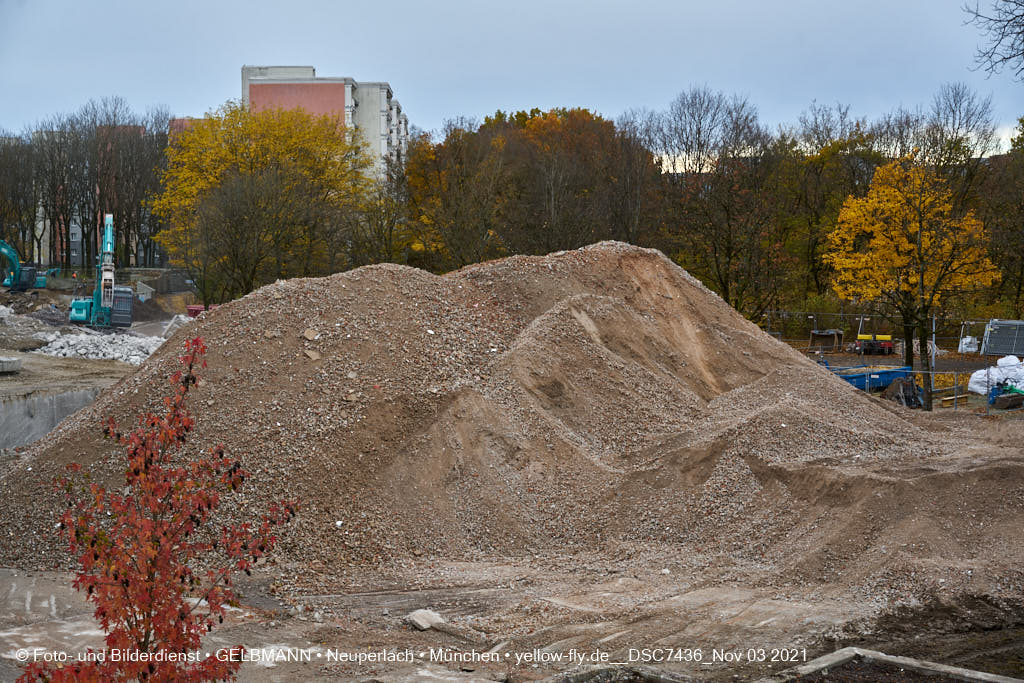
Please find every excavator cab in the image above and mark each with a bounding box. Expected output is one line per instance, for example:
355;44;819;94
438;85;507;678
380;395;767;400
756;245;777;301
10;266;37;293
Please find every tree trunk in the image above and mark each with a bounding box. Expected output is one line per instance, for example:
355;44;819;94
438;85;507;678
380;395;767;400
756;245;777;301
902;321;915;368
918;320;933;411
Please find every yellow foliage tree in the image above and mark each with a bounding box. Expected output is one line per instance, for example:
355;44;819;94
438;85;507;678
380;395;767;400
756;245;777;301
152;101;372;303
825;155;999;409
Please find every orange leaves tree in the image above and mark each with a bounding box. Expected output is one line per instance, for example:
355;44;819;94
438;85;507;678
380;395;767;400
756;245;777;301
152;102;372;304
824;155;999;408
21;337;296;682
404;108;664;270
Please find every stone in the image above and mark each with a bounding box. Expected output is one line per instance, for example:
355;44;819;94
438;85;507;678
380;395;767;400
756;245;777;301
0;357;22;374
405;609;444;630
304;349;321;361
303;328;318;340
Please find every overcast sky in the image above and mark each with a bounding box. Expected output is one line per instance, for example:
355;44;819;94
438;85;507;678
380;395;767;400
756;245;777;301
1;0;1021;144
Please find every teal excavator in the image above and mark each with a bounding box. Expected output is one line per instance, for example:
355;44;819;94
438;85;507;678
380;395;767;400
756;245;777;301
0;239;48;291
69;214;133;328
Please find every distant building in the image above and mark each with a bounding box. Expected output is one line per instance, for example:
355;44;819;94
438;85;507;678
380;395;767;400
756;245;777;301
241;65;409;176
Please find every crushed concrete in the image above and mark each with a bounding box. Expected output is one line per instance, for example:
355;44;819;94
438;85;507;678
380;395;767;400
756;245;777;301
35;331;165;365
406;609;445;630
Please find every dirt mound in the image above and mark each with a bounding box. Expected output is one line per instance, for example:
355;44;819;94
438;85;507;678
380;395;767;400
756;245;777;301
1;242;1022;607
130;296;173;322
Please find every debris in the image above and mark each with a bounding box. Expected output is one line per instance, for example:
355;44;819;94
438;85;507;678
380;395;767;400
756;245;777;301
35;332;164;365
405;609;444;630
3;241;1024;647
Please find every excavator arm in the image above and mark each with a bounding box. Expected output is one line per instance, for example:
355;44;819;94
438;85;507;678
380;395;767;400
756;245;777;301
0;240;23;289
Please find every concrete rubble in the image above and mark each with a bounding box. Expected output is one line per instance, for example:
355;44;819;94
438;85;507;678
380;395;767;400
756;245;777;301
405;609;445;631
36;331;165;365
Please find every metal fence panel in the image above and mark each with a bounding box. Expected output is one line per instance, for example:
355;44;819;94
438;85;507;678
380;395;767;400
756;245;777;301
981;319;1024;356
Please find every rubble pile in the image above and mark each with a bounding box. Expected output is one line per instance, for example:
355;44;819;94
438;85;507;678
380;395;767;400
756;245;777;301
36;332;165;365
1;242;1022;608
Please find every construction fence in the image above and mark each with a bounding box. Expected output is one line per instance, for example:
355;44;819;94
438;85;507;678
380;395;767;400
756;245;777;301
832;363;1024;415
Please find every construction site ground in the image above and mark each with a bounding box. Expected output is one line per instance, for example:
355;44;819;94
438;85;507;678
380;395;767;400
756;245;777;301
2;555;1024;681
2;244;1024;681
0;289;179;379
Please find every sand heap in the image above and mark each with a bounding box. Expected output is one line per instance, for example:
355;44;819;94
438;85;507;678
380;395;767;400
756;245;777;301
2;242;1022;601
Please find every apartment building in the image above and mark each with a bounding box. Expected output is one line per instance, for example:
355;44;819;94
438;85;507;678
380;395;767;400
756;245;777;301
241;65;409;175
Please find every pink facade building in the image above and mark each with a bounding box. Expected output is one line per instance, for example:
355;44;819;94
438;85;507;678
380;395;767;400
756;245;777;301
241;65;409;175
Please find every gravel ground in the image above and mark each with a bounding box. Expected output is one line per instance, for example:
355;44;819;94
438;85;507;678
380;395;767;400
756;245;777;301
1;242;1022;680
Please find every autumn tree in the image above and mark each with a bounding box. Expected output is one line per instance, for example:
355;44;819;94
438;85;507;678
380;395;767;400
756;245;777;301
405;118;508;270
871;85;997;214
20;338;296;683
496;108;612;253
825;156;999;409
405;108;663;270
152;102;372;302
980;116;1024;316
655;86;788;317
783;104;883;299
489;107;661;254
344;158;415;267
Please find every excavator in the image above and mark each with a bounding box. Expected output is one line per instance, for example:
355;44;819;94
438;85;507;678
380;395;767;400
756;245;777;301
0;239;48;292
69;214;133;328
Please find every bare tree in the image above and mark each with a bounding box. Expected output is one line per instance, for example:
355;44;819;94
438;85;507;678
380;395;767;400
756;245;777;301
924;83;997;209
346;158;411;267
111;107;169;266
0;132;43;262
965;0;1024;78
610;108;664;245
33;115;80;269
871;106;927;160
872;84;996;210
194;168;298;298
658;85;735;177
655;86;784;316
796;101;862;153
787;103;883;298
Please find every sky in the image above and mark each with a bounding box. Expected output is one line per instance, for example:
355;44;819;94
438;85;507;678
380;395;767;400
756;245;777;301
0;0;1021;144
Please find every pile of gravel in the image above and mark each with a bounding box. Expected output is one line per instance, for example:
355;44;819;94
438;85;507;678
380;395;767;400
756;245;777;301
36;332;165;365
2;242;1023;612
